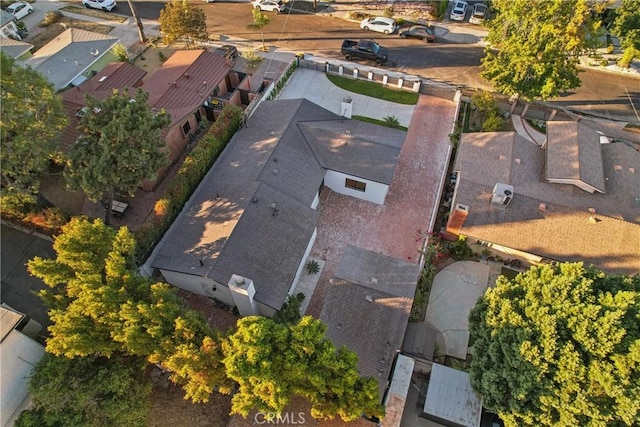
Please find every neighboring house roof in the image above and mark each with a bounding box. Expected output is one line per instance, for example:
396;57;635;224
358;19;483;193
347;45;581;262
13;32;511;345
451;130;640;274
151;98;406;310
545;121;606;193
59;62;147;152
141;49;232;126
0;38;32;59
422;363;482;427
1;10;15;27
320;245;419;398
0;306;45;427
23;28;119;90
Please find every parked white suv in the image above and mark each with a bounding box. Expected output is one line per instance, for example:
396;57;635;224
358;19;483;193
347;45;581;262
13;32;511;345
360;17;396;34
449;0;468;22
82;0;117;12
251;0;284;13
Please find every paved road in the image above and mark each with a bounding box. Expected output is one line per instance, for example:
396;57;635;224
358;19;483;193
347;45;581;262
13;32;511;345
1;225;52;328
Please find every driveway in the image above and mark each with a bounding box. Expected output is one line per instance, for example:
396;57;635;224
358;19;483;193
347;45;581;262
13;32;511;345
1;224;52;328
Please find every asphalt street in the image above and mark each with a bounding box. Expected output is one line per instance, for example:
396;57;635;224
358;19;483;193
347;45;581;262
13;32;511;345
118;0;640;123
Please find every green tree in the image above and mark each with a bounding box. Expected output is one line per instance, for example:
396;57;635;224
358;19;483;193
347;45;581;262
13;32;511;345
468;262;640;426
159;0;208;49
612;0;640;63
272;292;305;325
481;0;606;100
247;8;270;52
16;353;151;427
0;51;68;196
223;315;384;421
63;88;170;224
27;217;232;400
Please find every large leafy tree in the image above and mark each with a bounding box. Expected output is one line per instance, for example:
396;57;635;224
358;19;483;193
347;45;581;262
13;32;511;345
159;0;208;49
612;0;640;52
16;353;151;427
223;315;384;421
27;217;232;400
481;0;606;100
468;262;640;426
64;88;169;224
0;52;67;196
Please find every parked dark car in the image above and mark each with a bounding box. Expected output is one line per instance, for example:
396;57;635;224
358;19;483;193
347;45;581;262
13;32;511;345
341;39;389;65
399;25;436;43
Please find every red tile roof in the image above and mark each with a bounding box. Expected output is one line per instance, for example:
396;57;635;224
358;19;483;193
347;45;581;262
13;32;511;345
59;62;147;152
142;49;232;124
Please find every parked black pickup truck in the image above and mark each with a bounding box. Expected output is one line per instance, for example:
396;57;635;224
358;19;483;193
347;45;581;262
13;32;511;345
341;39;389;65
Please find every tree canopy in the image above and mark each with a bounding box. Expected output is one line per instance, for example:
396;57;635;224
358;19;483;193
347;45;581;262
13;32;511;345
159;0;208;48
481;0;606;100
27;217;232;400
468;262;640;426
612;0;640;51
0;51;67;196
28;218;384;418
63;88;170;223
16;353;151;427
223;315;384;421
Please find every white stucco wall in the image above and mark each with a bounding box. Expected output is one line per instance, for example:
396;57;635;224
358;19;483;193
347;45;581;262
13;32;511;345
159;269;235;307
324;170;389;205
289;228;318;296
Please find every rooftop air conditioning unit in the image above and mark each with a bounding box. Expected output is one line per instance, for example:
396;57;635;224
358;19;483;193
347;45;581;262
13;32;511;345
492;183;514;207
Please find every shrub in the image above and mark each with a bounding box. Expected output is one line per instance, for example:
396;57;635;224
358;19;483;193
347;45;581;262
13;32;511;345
606;43;615;54
481;111;503;132
383;7;394;18
348;11;370;21
305;259;320;275
447;236;473;260
241;48;262;69
134;104;244;262
40;10;62;27
23;207;69;234
617;48;637;69
157;50;167;62
448;124;461;147
111;43;130;62
383;115;400;128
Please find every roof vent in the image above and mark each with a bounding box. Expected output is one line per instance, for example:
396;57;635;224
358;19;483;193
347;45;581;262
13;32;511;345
491;183;514;208
90;48;99;56
538;203;546;211
371;277;378;284
272;168;279;175
252;196;258;203
588;207;596;213
99;75;107;82
365;295;373;302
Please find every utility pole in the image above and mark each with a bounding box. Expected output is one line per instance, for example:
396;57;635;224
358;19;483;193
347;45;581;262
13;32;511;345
126;0;147;43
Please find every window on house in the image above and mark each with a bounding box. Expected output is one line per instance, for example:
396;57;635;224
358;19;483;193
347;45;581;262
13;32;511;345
182;121;191;136
194;110;202;123
345;178;366;192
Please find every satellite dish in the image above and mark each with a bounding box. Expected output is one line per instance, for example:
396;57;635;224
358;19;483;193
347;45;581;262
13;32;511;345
90;48;99;57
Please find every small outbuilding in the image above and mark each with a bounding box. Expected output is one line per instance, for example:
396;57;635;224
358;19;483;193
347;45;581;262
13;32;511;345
421;363;482;427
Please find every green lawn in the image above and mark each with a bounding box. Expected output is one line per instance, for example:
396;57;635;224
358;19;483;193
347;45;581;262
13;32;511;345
326;74;419;105
352;115;408;131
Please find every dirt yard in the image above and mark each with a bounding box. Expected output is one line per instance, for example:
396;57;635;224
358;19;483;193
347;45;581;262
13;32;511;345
148;382;232;427
25;17;113;51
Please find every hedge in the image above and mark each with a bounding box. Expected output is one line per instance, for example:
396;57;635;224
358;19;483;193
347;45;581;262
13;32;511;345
135;104;244;262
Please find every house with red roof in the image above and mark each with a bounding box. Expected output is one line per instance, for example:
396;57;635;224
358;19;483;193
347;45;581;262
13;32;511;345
60;49;258;189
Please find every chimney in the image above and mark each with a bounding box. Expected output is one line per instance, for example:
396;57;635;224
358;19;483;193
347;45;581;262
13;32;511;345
228;274;259;316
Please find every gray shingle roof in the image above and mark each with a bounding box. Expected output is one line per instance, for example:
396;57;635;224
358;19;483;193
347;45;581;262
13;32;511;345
0;38;33;59
24;28;119;90
152;99;406;310
452;131;640;274
546;121;606;192
320;246;419;398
